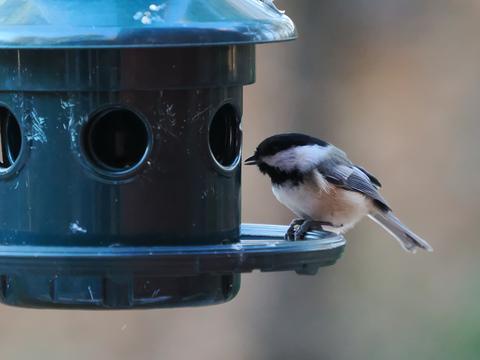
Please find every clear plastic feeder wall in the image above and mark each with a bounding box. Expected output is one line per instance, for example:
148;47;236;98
0;0;345;309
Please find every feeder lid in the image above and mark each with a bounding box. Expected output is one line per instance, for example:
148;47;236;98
0;0;296;48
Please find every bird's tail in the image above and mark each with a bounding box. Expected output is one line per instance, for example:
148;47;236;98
368;211;433;253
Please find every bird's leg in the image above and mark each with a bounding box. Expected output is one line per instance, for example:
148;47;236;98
285;218;305;240
294;220;337;240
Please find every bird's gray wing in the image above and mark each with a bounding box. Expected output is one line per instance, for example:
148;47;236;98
317;160;390;211
354;165;382;188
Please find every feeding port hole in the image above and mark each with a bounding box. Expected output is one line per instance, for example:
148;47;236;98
83;107;150;173
0;106;21;169
209;104;241;169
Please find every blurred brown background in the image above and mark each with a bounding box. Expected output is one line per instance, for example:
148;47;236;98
2;1;480;359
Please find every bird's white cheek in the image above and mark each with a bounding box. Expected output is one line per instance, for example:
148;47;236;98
293;145;332;172
262;144;332;172
263;152;296;171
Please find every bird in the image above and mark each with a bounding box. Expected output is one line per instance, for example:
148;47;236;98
244;133;433;253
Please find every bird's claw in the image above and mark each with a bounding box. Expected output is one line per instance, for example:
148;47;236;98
292;220;337;240
285;218;305;240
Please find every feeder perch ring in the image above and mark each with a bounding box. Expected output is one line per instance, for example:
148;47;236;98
0;224;345;309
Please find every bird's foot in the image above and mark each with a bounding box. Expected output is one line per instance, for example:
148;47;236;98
285;218;305;240
293;220;337;240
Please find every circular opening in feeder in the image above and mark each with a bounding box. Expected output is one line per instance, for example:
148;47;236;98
0;106;21;169
84;107;150;173
209;104;241;169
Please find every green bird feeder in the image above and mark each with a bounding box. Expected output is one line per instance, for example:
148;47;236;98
0;0;345;309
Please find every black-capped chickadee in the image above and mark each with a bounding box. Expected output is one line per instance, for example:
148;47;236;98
245;133;433;253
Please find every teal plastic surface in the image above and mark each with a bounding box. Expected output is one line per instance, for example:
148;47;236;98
0;0;296;48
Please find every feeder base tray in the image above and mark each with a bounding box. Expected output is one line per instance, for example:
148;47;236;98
0;224;345;309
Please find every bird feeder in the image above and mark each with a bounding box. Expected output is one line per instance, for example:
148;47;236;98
0;0;345;309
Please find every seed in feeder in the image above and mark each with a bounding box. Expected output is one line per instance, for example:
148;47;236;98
141;16;152;25
149;4;166;12
70;221;87;234
133;11;143;20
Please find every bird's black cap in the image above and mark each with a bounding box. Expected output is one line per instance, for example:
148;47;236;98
249;133;329;160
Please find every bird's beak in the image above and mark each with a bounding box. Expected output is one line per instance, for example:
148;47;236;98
244;155;258;165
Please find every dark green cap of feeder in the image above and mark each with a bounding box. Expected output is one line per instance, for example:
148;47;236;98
0;0;296;48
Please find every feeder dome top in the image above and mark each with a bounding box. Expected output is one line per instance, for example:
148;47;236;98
0;0;296;48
